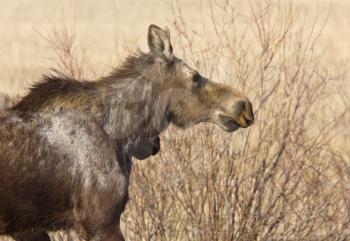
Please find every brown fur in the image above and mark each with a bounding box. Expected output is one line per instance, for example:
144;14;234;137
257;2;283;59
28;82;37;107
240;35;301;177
0;93;159;241
1;24;253;241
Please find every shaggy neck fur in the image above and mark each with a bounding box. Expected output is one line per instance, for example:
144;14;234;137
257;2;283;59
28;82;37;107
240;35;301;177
12;51;171;143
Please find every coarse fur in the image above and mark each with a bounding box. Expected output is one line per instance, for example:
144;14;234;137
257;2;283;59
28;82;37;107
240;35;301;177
0;95;159;241
1;24;254;241
0;109;128;240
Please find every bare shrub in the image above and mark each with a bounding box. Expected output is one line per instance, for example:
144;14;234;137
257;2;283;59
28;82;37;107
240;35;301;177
37;20;87;80
122;1;349;241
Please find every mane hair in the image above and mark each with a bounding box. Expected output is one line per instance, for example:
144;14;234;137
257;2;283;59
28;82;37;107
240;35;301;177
101;50;154;82
12;50;154;116
11;50;166;140
0;93;18;110
12;73;98;115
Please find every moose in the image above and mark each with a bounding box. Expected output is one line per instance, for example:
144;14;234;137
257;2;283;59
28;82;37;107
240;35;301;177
0;25;254;241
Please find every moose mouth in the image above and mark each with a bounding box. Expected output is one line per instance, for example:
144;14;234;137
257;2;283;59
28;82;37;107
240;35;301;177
219;113;251;132
218;115;241;132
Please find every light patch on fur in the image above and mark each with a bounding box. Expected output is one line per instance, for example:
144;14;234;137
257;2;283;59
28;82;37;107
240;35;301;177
38;112;126;194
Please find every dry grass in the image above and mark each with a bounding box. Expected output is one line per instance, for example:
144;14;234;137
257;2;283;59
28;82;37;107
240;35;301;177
1;0;349;240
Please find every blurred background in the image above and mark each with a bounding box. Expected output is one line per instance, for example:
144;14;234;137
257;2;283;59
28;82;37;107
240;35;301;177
1;0;349;240
0;0;349;93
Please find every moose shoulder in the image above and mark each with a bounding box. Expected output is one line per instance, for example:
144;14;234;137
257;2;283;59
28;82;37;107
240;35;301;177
1;24;253;241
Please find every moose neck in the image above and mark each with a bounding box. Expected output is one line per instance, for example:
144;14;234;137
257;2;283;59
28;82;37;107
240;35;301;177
98;72;170;143
12;51;171;142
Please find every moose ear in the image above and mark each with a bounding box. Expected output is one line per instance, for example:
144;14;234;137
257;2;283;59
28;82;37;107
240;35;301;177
147;24;173;61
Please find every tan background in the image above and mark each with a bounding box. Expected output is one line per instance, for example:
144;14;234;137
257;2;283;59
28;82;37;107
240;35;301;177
0;0;349;94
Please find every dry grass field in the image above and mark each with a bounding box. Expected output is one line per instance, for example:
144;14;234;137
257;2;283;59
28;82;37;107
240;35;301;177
0;0;349;240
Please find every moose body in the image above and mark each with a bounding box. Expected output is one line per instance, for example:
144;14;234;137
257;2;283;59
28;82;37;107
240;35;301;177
0;25;254;240
0;111;125;239
0;97;160;241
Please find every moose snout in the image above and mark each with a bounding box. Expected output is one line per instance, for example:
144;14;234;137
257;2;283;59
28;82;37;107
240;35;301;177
216;96;254;132
236;100;254;128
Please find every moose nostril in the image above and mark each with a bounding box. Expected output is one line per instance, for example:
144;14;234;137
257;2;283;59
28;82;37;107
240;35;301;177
233;101;245;115
241;101;246;111
242;101;254;125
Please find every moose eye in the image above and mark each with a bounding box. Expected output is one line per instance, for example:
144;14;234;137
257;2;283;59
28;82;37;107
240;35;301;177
192;73;202;83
